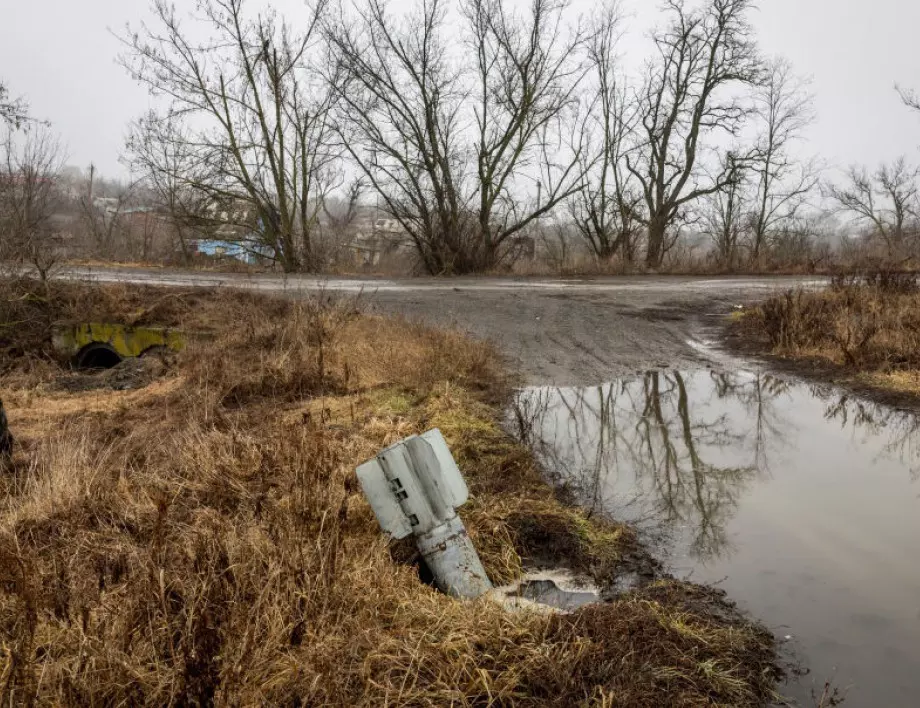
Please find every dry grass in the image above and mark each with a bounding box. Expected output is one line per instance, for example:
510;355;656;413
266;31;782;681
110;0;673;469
741;273;920;376
1;279;778;706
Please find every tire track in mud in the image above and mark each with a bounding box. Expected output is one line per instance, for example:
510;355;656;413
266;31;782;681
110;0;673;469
368;286;771;386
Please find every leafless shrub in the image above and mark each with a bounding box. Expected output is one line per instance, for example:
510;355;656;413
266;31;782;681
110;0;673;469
0;128;66;283
831;268;919;294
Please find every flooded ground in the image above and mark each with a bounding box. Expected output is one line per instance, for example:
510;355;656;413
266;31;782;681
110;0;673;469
513;370;920;707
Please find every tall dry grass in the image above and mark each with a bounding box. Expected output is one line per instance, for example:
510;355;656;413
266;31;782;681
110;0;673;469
746;272;920;371
0;279;779;706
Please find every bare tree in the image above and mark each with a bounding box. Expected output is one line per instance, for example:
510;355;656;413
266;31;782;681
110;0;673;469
126;115;225;264
465;0;588;270
0;81;30;129
570;2;643;263
327;0;589;274
748;58;818;264
122;0;339;272
826;158;919;259
702;155;747;268
326;0;466;274
0;127;65;282
626;0;762;268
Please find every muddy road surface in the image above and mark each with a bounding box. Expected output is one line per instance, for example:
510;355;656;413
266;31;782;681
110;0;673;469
58;266;818;384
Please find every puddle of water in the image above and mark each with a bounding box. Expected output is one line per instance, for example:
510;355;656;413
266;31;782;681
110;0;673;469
489;570;600;613
512;370;920;707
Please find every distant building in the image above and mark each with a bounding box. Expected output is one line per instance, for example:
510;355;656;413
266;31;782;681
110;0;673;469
92;197;122;214
346;215;413;266
190;237;272;265
203;202;255;240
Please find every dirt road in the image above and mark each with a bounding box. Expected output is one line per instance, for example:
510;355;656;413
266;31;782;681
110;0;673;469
58;266;819;385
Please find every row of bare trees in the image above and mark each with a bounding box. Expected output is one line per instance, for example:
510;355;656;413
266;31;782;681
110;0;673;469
1;97;184;275
120;0;597;273
7;0;920;275
113;0;920;273
118;0;789;272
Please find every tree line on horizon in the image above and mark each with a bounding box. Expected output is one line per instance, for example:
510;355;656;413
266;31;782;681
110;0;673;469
4;0;920;276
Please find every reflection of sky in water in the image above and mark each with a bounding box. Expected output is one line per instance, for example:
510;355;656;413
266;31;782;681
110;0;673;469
512;370;920;707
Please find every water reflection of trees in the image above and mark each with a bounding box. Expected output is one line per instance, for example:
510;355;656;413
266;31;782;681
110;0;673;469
513;371;792;562
819;392;920;481
514;372;920;563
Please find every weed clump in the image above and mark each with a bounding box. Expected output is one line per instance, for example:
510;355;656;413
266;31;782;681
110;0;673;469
743;274;920;372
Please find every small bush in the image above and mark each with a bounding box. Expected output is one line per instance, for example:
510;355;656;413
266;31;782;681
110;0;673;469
830;268;919;294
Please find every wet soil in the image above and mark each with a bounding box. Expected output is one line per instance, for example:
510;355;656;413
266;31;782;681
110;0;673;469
365;279;813;386
52;353;173;392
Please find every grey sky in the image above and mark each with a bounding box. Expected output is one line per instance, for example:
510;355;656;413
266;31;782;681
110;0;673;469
2;0;919;178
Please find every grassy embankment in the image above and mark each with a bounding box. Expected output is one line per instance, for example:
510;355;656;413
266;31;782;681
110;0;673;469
736;272;920;399
0;278;778;706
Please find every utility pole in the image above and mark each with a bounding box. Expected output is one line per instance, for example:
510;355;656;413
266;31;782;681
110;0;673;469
87;163;95;206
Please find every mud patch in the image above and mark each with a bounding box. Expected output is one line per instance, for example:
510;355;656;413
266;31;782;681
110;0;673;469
53;353;173;392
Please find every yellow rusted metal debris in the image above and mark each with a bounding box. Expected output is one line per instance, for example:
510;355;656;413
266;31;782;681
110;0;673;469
52;323;185;363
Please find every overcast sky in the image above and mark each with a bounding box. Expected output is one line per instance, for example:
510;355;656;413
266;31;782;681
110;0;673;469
2;0;919;178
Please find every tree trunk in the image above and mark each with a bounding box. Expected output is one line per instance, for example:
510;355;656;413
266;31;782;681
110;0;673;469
175;224;191;266
646;217;666;269
598;243;616;261
751;224;766;266
301;231;316;273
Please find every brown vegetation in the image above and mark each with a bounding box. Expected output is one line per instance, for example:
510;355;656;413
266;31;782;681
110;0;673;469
737;271;920;395
1;278;778;705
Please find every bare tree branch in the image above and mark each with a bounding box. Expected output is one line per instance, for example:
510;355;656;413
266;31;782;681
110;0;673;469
0;81;31;130
121;0;339;272
625;0;763;268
